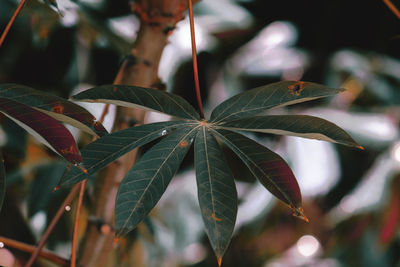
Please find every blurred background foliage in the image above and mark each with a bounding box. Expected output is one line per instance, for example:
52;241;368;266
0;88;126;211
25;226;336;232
1;0;400;266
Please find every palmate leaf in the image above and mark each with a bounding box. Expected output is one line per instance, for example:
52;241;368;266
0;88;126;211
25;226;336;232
210;81;344;123
0;84;108;137
115;126;198;236
219;115;362;148
0;151;5;212
0;98;81;164
64;81;358;264
195;127;237;262
213;129;307;221
72;85;200;120
59;120;193;186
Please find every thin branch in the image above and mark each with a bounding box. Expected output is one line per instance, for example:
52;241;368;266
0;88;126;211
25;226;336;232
382;0;400;19
0;236;69;266
70;180;87;267
25;183;81;267
188;0;205;119
69;55;128;266
0;0;28;48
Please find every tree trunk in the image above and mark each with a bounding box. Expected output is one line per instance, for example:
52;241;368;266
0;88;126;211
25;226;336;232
79;1;197;266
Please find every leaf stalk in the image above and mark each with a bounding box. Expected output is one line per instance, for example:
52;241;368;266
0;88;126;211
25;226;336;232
25;183;81;267
188;0;205;119
0;0;28;48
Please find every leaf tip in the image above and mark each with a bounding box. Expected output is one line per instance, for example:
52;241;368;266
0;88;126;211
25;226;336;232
291;206;309;223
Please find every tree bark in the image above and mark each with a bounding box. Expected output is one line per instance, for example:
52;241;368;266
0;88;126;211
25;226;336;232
79;1;197;266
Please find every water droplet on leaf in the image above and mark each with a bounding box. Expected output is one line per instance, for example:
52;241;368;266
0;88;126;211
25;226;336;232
161;130;167;136
65;205;71;211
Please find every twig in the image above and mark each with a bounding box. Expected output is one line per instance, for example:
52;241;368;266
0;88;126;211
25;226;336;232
25;183;81;267
69;55;128;266
382;0;400;19
0;236;69;266
0;0;28;48
188;0;205;119
70;180;87;267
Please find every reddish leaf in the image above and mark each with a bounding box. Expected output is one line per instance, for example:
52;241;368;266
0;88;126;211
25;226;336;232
0;84;107;137
0;98;81;164
213;129;307;221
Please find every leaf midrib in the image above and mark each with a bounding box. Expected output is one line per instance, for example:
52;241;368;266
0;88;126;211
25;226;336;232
201;127;219;242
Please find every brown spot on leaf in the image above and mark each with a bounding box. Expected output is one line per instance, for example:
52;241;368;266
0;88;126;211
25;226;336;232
61;145;76;155
211;213;222;222
179;140;188;148
288;81;305;96
218;257;222;267
52;186;60;192
52;104;64;114
76;165;88;174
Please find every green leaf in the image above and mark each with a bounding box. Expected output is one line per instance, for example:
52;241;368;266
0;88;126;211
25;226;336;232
194;127;237;261
59;120;193;187
0;83;108;137
0;98;81;164
0;152;5;212
115;126;198;236
219;115;362;148
72;85;200;120
213;129;308;221
210;81;344;122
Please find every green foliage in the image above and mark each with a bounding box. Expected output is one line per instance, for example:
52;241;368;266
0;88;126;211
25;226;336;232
116;127;197;236
58;80;360;260
210;81;344;122
60;120;193;186
194;127;237;260
0;79;361;261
